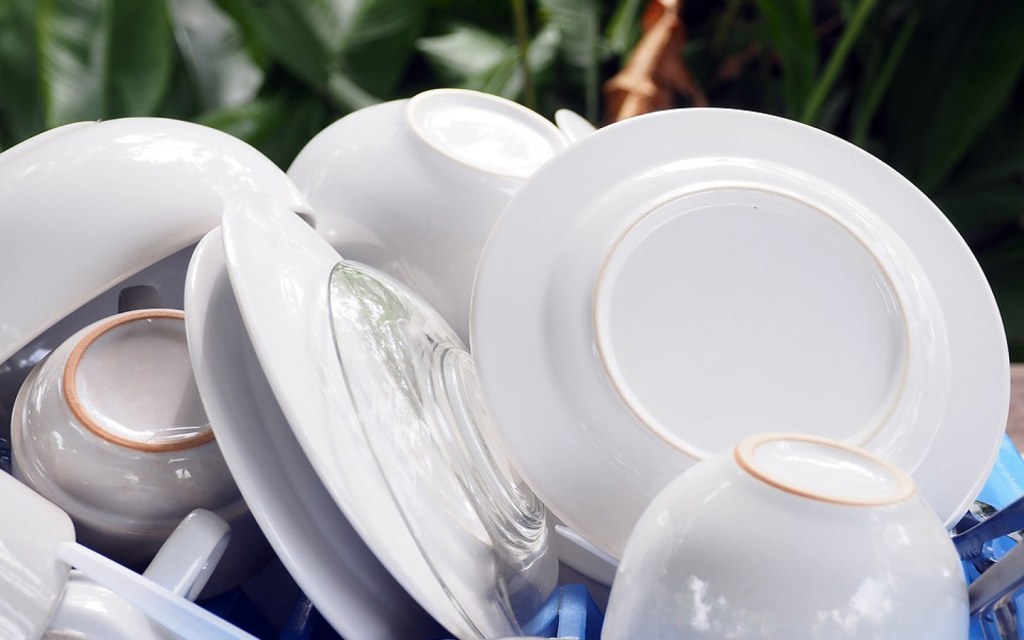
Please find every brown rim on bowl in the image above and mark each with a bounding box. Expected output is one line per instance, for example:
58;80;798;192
734;432;916;507
63;309;214;453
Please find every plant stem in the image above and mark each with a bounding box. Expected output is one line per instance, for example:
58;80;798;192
511;0;536;109
851;11;920;146
801;0;877;125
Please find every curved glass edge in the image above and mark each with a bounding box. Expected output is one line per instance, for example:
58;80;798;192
327;260;557;638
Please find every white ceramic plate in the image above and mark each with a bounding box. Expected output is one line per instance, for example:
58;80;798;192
184;230;442;639
0;117;309;364
220;193;556;639
472;107;1010;558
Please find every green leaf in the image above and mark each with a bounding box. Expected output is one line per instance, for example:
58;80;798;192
338;0;428;97
949;115;1024;189
418;23;511;87
196;92;328;168
0;0;44;143
213;0;331;87
882;1;1024;192
605;0;643;58
933;183;1024;236
753;0;817;118
37;0;110;125
800;0;876;125
417;22;559;101
167;0;263;111
215;0;427;104
537;0;602;122
37;0;173;127
106;0;173;117
850;9;919;146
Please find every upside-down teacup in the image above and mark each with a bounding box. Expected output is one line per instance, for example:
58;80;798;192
602;432;969;640
288;88;569;343
11;309;261;590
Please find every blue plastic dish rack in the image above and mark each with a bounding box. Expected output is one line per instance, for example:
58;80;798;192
183;434;1024;640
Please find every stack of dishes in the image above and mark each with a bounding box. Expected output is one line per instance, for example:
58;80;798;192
0;88;1011;640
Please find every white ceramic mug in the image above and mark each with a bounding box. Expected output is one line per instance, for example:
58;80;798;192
10;309;259;588
288;88;568;343
44;508;231;640
602;432;969;639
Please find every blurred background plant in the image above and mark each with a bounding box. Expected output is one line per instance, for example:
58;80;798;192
0;0;1021;359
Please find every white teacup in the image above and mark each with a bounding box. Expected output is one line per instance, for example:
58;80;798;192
10;309;257;586
288;88;569;343
602;432;968;640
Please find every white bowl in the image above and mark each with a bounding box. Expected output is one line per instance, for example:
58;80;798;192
11;310;251;578
288;89;568;343
0;117;310;365
602;432;968;639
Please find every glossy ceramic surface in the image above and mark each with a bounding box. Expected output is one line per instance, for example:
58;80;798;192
602;433;969;639
472;107;1010;558
0;117;310;364
44;572;171;640
553;109;597;142
55;541;256;640
0;243;195;447
45;509;230;640
287;89;567;343
184;229;443;640
141;509;231;600
220;193;556;639
0;470;74;640
11;310;250;574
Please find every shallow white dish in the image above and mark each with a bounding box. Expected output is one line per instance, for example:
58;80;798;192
472;107;1010;558
219;193;556;639
184;230;441;639
0;117;309;364
224;195;532;638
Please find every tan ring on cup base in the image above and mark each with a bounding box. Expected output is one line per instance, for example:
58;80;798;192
62;309;215;453
733;432;917;507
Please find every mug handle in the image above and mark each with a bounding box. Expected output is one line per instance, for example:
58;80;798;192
142;509;231;601
553;109;597;143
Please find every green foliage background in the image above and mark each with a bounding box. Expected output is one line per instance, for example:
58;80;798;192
1;0;1022;359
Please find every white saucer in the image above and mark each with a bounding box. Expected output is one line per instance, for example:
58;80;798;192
183;230;442;639
220;193;556;639
472;107;1010;558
